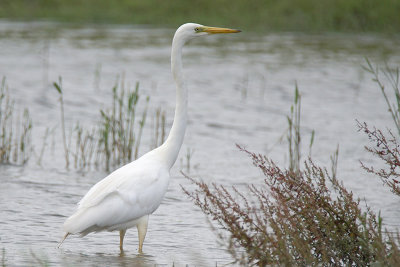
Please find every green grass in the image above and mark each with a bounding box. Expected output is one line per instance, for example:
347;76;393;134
98;80;149;171
51;76;166;172
0;78;32;165
1;0;399;33
0;74;165;171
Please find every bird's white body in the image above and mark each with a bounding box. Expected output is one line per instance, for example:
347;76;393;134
62;23;240;253
64;150;169;235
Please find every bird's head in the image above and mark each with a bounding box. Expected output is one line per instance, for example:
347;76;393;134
175;23;241;42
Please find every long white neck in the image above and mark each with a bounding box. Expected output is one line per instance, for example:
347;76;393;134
157;32;188;169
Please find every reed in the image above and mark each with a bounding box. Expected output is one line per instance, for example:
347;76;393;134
29;250;49;267
70;123;97;170
287;84;301;174
151;107;166;150
182;147;194;173
53;78;69;169
52;76;165;172
98;80;149;171
286;84;315;172
93;63;101;91
1;248;5;267
0;78;32;165
36;127;53;166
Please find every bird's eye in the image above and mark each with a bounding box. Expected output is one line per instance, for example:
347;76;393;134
194;27;200;32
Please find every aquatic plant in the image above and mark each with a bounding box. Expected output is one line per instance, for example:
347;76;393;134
358;122;400;197
98;80;149;171
36;127;54;166
151;107;166;150
29;250;50;267
70;123;97;170
183;147;400;266
287;84;302;174
180;147;195;173
52;76;165;172
0;78;32;165
183;85;400;265
53;77;69;169
359;61;400;197
1;248;6;267
363;59;400;136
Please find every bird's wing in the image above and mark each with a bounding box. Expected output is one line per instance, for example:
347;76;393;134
77;162;136;209
64;159;170;234
78;158;166;209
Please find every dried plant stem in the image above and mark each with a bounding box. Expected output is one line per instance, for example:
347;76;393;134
287;84;306;174
37;128;51;166
183;146;400;266
182;83;399;265
0;77;32;165
358;121;400;196
152;107;166;149
134;96;149;159
53;77;69;169
363;59;400;135
48;75;167;171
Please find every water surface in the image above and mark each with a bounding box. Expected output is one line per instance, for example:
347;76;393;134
1;21;400;266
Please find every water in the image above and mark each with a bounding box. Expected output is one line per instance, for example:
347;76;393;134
1;21;400;266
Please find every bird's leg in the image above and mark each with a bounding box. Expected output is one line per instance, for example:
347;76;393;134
137;215;149;253
119;229;126;252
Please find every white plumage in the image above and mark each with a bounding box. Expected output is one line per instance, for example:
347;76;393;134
61;23;240;253
64;152;169;235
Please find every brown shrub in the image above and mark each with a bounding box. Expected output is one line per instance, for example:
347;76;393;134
183;145;400;266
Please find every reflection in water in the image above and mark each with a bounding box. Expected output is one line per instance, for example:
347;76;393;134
1;21;400;266
59;251;158;267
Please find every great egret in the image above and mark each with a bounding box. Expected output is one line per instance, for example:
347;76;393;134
61;23;240;253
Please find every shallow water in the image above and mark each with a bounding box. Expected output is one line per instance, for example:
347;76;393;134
1;21;400;266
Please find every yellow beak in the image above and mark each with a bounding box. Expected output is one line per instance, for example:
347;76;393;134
202;26;241;34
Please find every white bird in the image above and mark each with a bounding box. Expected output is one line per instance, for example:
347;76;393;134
60;23;240;253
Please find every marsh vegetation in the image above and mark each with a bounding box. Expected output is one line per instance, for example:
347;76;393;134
1;22;400;266
0;78;32;165
1;0;399;33
0;75;165;173
184;74;400;265
53;77;163;171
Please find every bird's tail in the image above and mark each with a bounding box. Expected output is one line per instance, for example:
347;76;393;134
58;232;70;248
